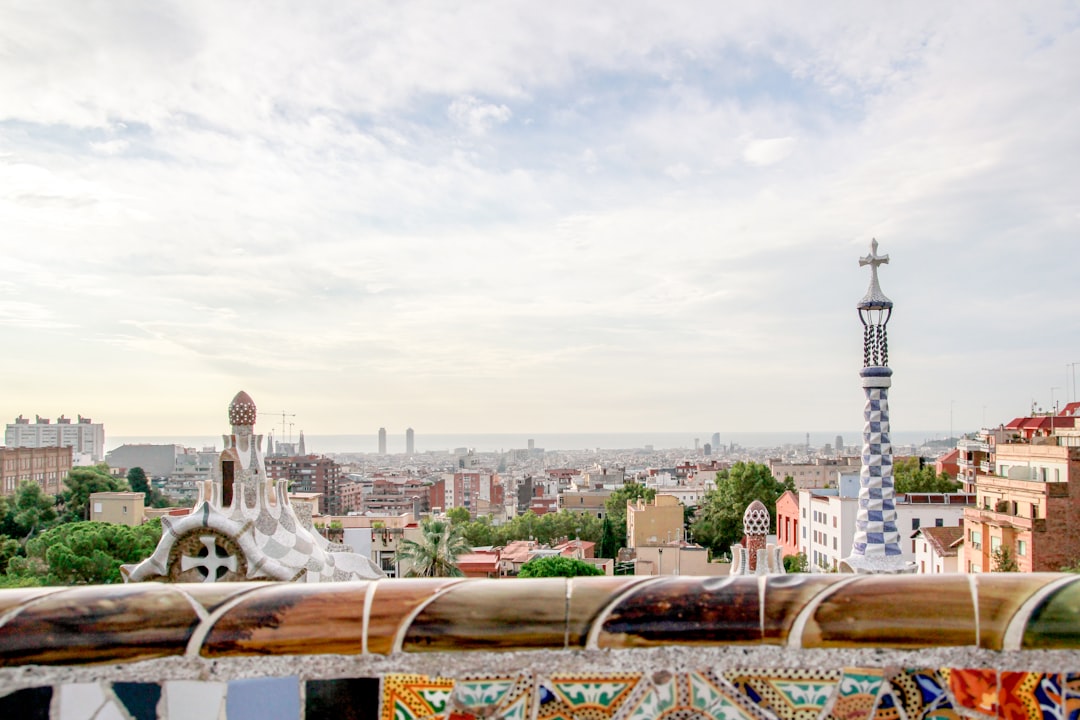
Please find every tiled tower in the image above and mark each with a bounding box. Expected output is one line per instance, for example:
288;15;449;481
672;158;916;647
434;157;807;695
841;240;912;574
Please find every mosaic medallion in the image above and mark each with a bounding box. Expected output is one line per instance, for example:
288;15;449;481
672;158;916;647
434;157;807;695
537;672;642;720
723;669;841;720
168;529;246;583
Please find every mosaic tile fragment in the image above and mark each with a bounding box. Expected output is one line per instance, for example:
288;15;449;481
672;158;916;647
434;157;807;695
971;574;1057;650
164;680;226;720
801;577;976;649
827;669;886;720
452;675;533;720
998;672;1062;720
305;678;380;720
945;668;998;717
59;683;109;720
536;672;642;720
403;578;568;651
567;576;646;648
597;577;760;648
1064;673;1080;720
226;676;301;720
202;582;368;657
367;579;463;655
724;668;841;720
112;682;161;720
1023;578;1080;649
0;686;52;720
0;584;200;666
762;574;842;646
381;674;455;720
889;669;955;720
623;670;765;720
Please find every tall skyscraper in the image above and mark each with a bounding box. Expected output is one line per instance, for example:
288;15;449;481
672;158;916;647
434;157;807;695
5;414;105;464
298;430;306;456
842;240;910;574
378;427;387;454
406;427;414;455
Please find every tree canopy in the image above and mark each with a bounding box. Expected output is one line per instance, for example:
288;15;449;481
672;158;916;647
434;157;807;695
5;520;161;585
61;465;129;522
518;555;603;578
456;509;603;549
397;519;471;577
690;462;794;557
893;457;961;494
3;481;58;541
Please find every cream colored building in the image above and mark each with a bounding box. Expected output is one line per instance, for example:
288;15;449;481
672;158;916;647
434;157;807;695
627;494;684;548
89;492;145;526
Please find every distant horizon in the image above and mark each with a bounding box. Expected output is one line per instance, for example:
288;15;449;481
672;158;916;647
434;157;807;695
107;429;958;455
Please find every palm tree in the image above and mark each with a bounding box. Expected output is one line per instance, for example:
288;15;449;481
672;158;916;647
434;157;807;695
397;519;472;577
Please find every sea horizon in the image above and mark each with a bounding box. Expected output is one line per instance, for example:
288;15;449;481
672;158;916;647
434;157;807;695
107;430;954;455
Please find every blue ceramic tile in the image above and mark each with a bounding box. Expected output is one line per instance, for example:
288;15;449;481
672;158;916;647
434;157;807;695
226;677;301;720
113;682;161;720
305;678;380;720
0;686;52;720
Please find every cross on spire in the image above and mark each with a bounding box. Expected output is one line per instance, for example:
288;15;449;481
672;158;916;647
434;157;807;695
857;238;893;309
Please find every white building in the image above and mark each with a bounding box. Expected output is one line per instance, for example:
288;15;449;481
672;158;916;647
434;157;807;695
799;475;975;571
5;414;104;464
913;525;964;574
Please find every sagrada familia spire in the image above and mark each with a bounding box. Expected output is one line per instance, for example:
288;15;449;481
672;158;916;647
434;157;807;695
841;240;913;574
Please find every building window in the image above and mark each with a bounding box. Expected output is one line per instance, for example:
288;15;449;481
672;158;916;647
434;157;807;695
912;518;921;530
970;530;982;549
935;518;944;527
990;536;1001;552
1018;540;1028;556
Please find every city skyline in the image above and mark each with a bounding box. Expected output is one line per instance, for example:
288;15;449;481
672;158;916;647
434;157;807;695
2;3;1078;436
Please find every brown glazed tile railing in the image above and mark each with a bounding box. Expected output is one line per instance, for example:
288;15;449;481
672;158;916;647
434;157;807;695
2;573;1080;667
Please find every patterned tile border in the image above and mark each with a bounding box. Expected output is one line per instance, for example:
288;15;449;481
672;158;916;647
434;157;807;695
5;669;1080;720
4;575;1080;666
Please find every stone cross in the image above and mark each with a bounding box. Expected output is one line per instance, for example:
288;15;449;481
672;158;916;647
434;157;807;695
180;535;238;582
859;238;889;285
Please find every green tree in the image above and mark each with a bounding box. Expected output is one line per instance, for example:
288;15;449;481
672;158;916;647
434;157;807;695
61;465;128;522
5;520;161;585
8;481;58;541
783;552;810;573
603;482;656;552
991;545;1020;572
893;457;961;493
397;519;472;577
446;506;472;525
691;462;794;557
598;517;620;560
518;555;604;578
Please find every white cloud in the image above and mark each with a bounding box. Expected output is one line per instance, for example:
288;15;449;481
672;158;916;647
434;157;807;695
0;2;1077;435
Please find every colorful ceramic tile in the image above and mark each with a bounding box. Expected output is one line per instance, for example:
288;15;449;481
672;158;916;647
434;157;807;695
1064;673;1080;720
801;576;976;649
1023;578;1080;649
452;675;533;720
971;574;1058;650
164;680;227;720
596;577;761;649
536;672;642;720
623;670;764;720
888;669;955;720
762;574;844;646
402;578;569;652
998;672;1063;720
111;682;161;720
722;669;841;720
867;683;903;720
226;676;301;720
0;584;200;666
367;579;465;655
566;576;646;648
0;686;52;720
382;674;456;720
305;678;380;720
201;582;368;657
827;669;886;720
945;668;998;717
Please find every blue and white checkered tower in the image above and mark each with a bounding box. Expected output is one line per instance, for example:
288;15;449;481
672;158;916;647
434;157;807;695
841;240;913;574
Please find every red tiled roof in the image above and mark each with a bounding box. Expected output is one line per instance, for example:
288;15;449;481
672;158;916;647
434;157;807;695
914;526;964;557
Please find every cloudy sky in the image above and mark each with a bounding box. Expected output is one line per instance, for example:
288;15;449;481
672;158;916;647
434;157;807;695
2;2;1078;438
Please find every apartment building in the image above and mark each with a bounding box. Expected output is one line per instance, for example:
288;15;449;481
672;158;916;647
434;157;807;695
0;445;73;497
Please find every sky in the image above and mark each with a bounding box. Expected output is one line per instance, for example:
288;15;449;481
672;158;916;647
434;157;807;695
1;2;1079;438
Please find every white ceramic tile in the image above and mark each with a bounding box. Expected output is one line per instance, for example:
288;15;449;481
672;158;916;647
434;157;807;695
164;681;226;720
93;699;128;720
59;684;107;720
